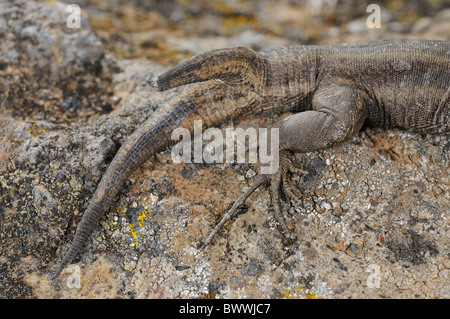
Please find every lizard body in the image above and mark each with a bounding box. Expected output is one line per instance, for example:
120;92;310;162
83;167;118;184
52;39;449;279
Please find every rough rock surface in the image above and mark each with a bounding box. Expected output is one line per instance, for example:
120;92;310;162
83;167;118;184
0;0;449;299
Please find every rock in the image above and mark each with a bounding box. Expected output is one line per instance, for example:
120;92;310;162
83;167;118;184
32;185;58;213
0;0;113;122
82;136;116;179
16;139;44;166
412;17;433;33
0;0;103;74
1;0;449;300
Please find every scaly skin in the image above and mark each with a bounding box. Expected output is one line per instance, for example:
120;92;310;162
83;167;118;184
52;39;449;279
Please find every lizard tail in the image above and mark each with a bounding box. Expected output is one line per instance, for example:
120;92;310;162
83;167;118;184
51;203;104;280
52;95;198;280
146;47;267;93
52;77;260;279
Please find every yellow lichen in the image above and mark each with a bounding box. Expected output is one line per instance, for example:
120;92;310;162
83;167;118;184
108;205;153;248
281;284;323;299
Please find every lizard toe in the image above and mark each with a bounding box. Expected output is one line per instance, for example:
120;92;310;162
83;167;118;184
269;161;297;244
281;160;308;208
202;174;268;248
203;152;302;248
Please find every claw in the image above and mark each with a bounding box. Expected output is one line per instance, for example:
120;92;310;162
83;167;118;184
281;178;304;207
270;162;294;242
282;159;307;207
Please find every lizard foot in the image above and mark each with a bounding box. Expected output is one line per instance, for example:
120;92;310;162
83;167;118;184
202;151;305;248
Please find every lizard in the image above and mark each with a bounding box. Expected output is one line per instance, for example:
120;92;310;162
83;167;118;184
51;38;449;280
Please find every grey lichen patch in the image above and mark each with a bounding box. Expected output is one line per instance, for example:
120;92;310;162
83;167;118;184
130;250;211;298
0;115;123;297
